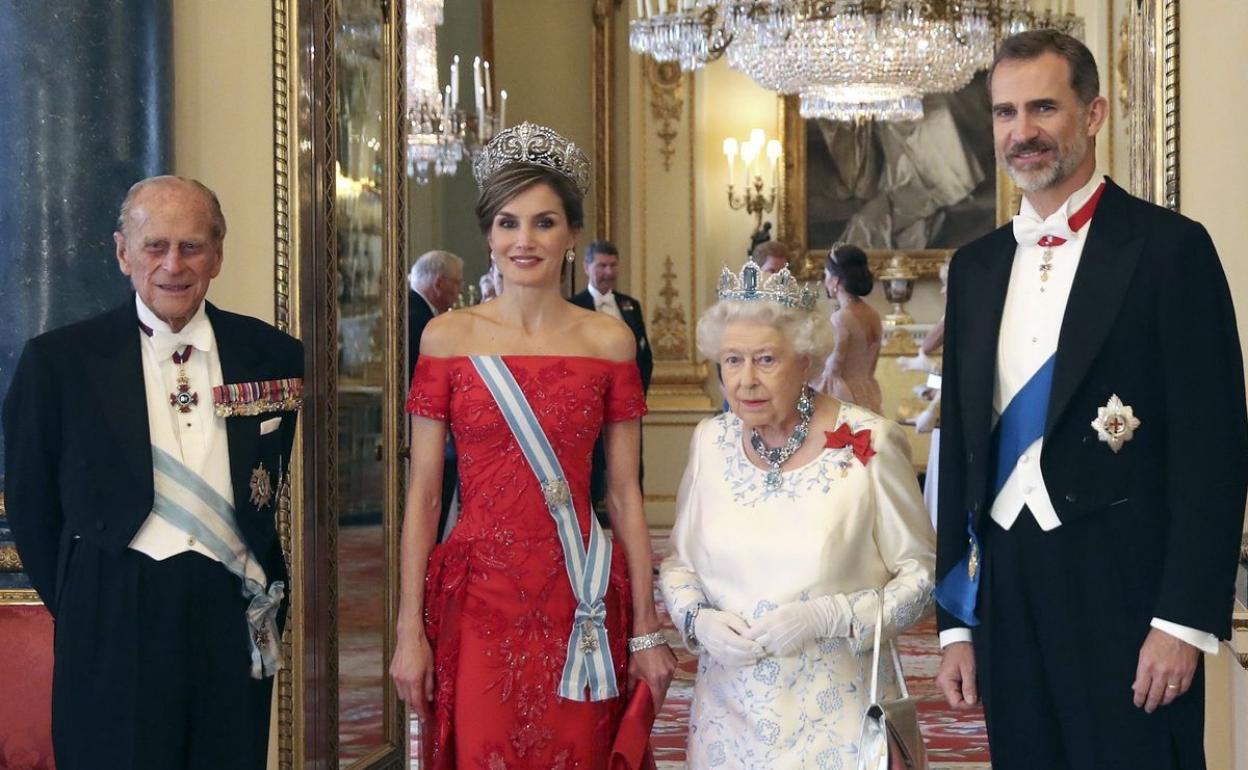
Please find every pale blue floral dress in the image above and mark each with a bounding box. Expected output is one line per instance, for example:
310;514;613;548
660;405;935;770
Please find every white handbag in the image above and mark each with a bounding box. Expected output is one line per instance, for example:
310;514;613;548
856;590;929;770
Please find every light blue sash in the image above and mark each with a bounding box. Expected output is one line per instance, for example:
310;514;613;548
151;445;284;679
470;356;618;702
934;354;1055;627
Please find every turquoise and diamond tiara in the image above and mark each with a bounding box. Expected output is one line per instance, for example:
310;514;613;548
472;122;592;197
717;261;819;312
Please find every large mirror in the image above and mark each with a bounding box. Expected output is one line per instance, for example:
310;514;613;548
334;0;401;766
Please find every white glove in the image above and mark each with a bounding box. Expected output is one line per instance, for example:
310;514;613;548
896;353;933;373
744;595;852;657
694;609;765;667
915;403;939;434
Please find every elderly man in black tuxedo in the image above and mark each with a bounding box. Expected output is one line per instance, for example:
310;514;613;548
407;249;463;539
570;240;653;518
932;31;1247;770
4;176;303;770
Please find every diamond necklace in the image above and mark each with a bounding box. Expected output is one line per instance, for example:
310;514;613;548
749;386;815;490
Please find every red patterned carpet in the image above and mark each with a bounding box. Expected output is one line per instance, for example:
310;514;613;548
339;525;990;767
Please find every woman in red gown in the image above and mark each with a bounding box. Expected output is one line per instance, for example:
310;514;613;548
390;122;676;769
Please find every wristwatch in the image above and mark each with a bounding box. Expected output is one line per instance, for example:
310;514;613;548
683;602;710;648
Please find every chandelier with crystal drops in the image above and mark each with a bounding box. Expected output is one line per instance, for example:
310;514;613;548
405;0;508;183
629;1;1083;122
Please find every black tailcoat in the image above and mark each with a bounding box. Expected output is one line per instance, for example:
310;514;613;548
569;288;653;508
935;180;1248;768
3;298;302;766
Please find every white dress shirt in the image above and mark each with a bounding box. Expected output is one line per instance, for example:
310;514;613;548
587;283;623;321
128;296;232;563
940;175;1217;654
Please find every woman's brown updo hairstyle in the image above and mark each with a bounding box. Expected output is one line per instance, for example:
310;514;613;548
825;244;874;297
474;163;585;234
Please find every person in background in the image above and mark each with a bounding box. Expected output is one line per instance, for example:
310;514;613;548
407;250;464;378
569;239;653;519
407;249;464;541
751;238;791;274
818;244;883;414
899;258;950;528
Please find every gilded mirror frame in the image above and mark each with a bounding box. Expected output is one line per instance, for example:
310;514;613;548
775;0;1180;283
270;0;406;767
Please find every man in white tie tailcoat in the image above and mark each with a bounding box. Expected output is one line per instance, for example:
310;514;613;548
933;30;1247;770
569;241;652;517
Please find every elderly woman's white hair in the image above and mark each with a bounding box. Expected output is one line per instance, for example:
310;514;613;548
697;298;836;382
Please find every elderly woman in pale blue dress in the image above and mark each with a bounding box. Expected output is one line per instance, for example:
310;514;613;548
660;262;935;770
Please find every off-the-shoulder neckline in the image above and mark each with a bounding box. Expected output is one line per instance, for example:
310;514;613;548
420;354;635;365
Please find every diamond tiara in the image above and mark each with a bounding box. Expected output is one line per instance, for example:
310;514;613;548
717;261;819;312
472;122;592;197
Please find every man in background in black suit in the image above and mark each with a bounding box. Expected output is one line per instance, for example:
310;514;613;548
5;176;303;769
933;31;1247;770
570;240;653;520
407;249;463;539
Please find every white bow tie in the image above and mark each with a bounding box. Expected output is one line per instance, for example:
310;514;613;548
1012;209;1078;247
147;324;214;361
595;293;616;308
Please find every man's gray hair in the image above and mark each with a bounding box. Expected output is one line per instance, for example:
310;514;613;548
696;299;835;381
116;175;227;241
409;250;464;292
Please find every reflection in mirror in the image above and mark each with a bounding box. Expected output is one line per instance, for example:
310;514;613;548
336;0;387;765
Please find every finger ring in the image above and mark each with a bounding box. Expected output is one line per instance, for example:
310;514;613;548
1166;684;1179;690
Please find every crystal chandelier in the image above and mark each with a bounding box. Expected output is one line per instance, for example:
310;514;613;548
630;1;1083;122
405;1;508;183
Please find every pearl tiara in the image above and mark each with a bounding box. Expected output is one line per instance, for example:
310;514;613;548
472;122;592;197
717;261;819;312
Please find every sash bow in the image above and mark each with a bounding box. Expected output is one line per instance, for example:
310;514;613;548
246;580;286;678
824;423;876;466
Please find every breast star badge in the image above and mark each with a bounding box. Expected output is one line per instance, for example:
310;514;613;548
249;464;274;508
1091;394;1140;453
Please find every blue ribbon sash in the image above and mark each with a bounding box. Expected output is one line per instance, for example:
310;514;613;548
470;356;619;702
934;354;1055;626
151;445;284;678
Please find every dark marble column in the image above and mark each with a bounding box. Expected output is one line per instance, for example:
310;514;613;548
0;1;171;586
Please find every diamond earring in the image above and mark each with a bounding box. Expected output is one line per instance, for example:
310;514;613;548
565;248;575;263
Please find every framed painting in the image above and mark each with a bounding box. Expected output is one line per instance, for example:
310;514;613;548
779;72;1018;281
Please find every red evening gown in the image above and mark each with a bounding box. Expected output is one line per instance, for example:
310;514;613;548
406;355;647;769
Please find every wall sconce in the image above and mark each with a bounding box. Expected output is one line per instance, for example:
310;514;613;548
723;128;781;238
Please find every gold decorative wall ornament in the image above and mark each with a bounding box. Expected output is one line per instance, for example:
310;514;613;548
646;60;684;172
0;545;22;572
651;257;691;361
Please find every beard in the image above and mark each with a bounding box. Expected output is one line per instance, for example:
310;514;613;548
998;130;1089;192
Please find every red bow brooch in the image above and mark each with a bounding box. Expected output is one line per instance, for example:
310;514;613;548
825;423;876;466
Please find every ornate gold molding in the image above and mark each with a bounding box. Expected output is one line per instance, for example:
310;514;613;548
796;249;950;285
592;0;615;239
0;590;40;605
646;60;684;173
651;256;691;361
1127;0;1180;210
